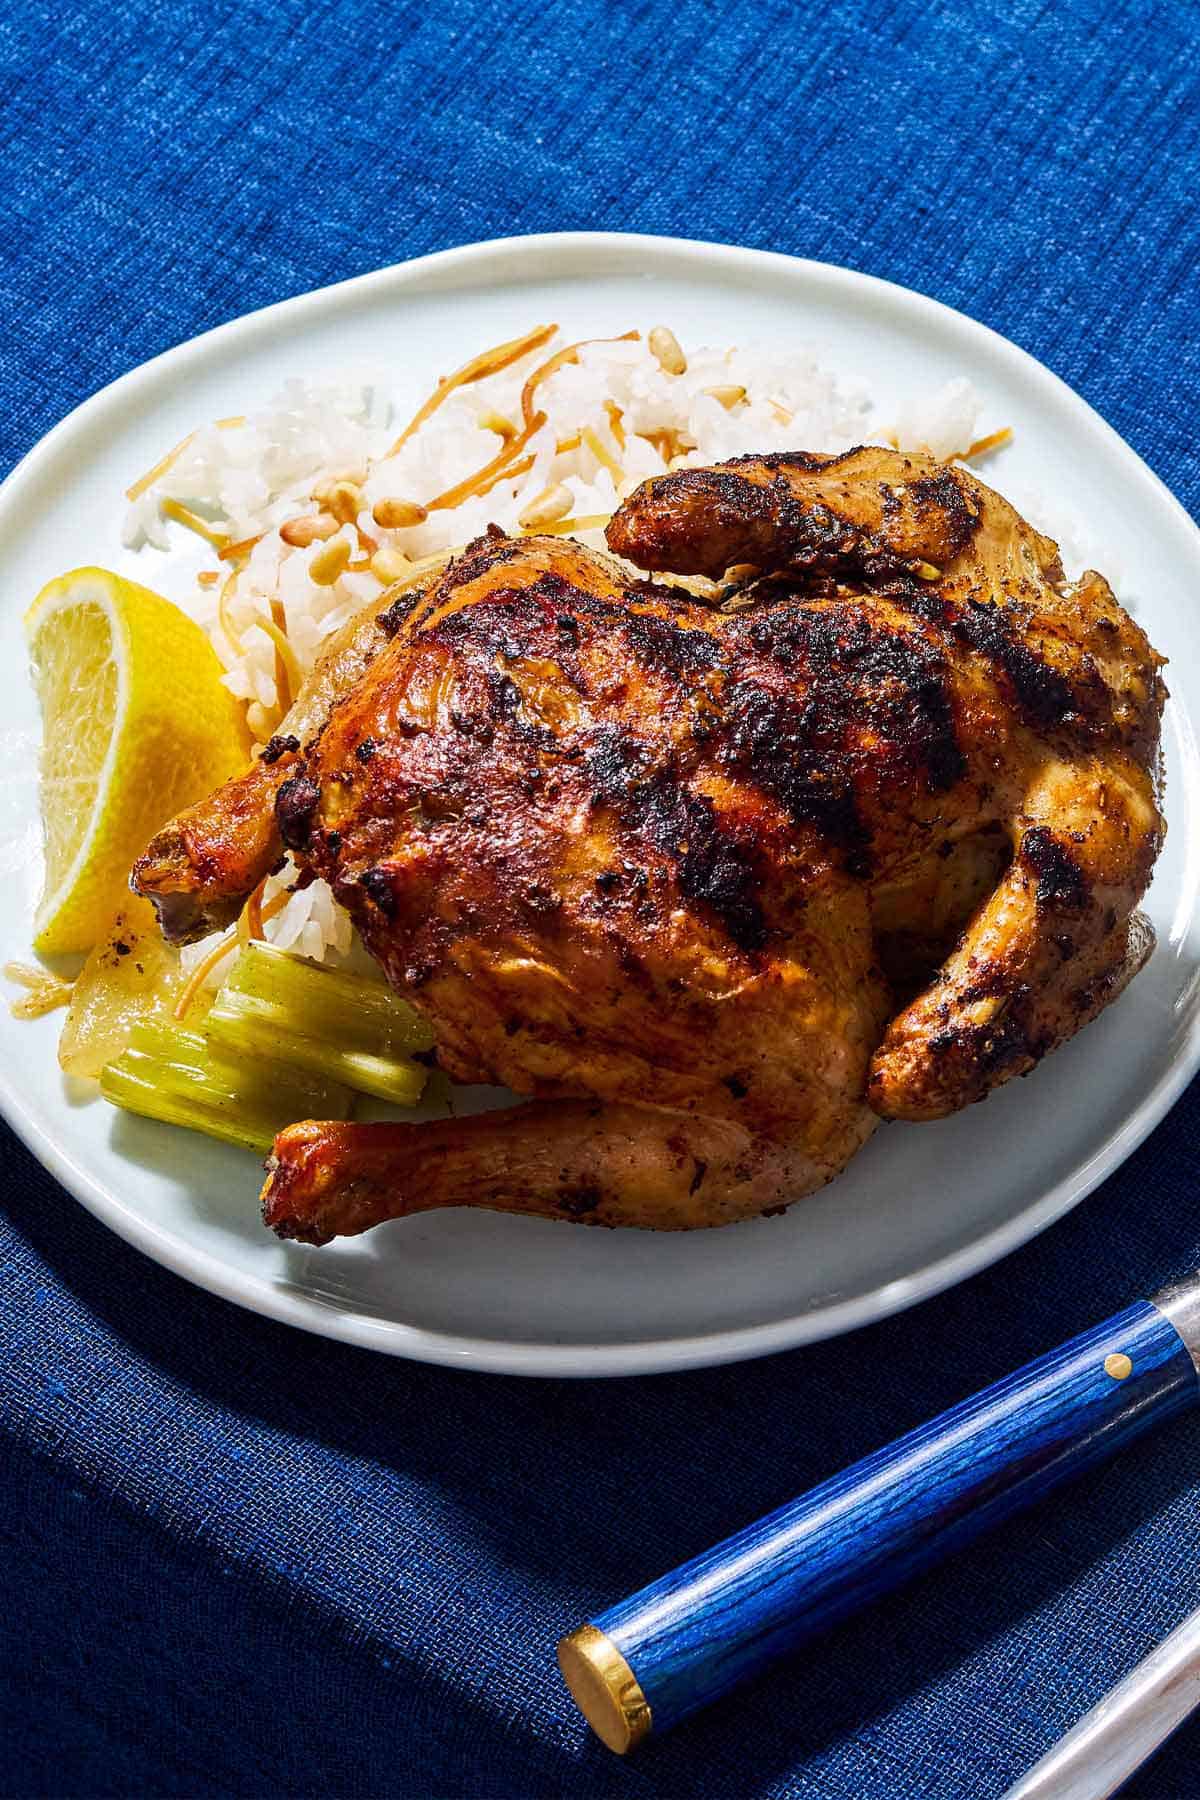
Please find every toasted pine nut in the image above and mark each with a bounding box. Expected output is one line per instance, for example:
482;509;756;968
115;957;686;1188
326;481;365;525
518;483;574;529
370;546;414;583
704;384;746;410
311;470;366;502
309;538;352;585
915;561;942;581
372;497;429;530
649;325;687;375
724;563;759;584
280;513;339;548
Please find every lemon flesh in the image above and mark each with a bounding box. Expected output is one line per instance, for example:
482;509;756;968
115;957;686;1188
26;566;249;956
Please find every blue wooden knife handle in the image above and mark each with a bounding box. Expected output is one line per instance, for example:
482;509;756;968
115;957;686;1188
559;1294;1200;1752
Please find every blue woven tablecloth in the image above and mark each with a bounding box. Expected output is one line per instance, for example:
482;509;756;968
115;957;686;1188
4;2;1200;1794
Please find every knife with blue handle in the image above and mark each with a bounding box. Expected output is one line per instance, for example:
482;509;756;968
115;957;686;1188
558;1278;1200;1754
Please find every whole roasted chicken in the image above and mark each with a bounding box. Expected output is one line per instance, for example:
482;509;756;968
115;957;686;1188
133;447;1166;1243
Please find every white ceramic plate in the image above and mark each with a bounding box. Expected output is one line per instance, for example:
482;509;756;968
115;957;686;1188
2;233;1198;1377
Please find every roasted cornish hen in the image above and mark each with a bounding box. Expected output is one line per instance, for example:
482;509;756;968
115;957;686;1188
133;447;1166;1242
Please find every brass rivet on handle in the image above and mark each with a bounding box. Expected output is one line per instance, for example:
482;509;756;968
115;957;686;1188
1105;1352;1133;1380
557;1624;652;1754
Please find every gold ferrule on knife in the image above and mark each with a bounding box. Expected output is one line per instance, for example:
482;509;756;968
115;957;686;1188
556;1623;652;1754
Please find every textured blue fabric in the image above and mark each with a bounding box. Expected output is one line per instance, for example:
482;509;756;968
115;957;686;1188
2;0;1200;1794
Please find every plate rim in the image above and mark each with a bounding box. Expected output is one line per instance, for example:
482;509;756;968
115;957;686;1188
2;228;1198;1378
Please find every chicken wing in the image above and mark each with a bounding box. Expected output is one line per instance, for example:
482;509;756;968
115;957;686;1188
132;572;434;940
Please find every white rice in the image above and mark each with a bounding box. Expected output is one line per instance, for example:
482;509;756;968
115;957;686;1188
122;323;1096;985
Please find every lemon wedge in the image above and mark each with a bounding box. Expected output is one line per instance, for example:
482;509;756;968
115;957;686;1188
26;566;248;956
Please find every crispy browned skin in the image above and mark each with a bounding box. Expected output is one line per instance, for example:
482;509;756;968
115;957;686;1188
136;446;1165;1242
251;447;1167;1242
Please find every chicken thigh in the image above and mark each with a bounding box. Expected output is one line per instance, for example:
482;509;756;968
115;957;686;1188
133;447;1166;1243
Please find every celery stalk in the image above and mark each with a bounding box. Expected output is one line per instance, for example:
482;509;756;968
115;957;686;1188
205;943;430;1106
222;943;434;1053
100;1021;353;1153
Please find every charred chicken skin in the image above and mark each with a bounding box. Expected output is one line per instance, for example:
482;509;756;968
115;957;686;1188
132;447;1166;1243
